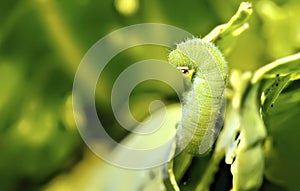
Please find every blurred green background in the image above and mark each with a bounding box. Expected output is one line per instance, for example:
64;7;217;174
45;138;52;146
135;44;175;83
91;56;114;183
1;0;300;190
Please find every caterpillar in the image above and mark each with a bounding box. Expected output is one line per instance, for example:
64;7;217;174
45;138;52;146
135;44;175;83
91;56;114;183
169;38;228;156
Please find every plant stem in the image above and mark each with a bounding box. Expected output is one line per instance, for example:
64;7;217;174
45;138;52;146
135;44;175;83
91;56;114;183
195;150;225;191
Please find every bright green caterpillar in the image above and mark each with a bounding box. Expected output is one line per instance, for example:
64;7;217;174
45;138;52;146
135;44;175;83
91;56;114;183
169;38;228;156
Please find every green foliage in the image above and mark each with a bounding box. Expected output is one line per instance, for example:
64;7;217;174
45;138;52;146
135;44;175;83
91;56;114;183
1;0;300;191
163;2;300;191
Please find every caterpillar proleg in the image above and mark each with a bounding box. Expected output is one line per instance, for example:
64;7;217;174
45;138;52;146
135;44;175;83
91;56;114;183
169;38;228;155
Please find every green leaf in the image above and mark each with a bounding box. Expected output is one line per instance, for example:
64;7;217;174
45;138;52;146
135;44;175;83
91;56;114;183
263;86;300;191
230;84;266;191
219;70;266;191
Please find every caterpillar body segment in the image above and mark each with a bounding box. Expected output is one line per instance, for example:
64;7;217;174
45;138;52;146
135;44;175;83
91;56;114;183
169;38;228;155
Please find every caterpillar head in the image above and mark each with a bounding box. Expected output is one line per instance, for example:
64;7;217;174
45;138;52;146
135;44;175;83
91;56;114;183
169;49;195;81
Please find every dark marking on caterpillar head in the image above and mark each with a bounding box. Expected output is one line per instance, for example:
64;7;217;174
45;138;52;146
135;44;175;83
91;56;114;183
177;66;189;74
